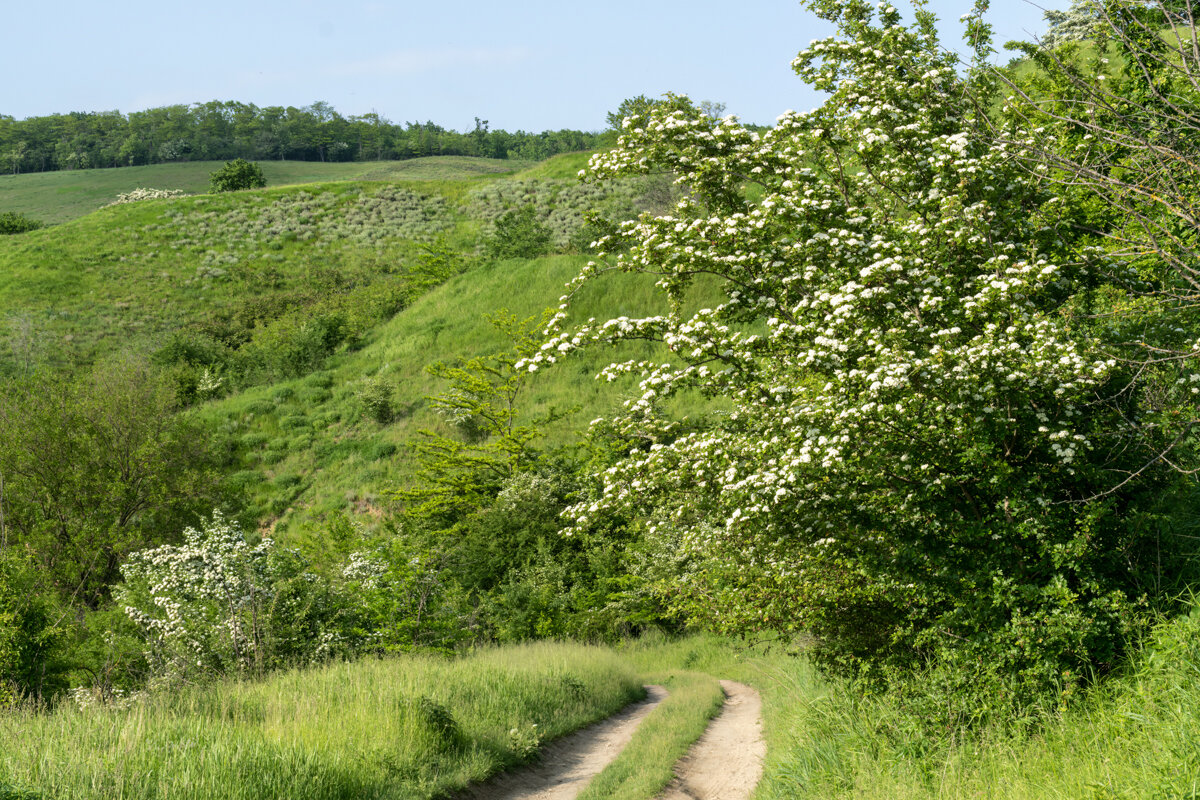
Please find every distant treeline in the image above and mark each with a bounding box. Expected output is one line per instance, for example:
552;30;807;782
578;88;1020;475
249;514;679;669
0;101;607;173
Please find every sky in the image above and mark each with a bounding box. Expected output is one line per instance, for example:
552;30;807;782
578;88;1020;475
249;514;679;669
3;1;1066;132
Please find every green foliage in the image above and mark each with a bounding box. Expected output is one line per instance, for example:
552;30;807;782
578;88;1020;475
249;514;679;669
606;94;665;131
0;98;601;182
483;205;553;260
399;311;558;521
355;375;396;423
208;159;267;193
0;357;228;608
523;0;1191;719
0;212;42;235
0;552;69;704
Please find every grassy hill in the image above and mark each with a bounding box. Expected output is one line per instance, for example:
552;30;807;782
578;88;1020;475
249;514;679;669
0;151;688;539
0;157;537;225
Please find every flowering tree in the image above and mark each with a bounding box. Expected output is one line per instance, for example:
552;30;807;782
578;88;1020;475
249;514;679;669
523;0;1182;710
115;513;352;678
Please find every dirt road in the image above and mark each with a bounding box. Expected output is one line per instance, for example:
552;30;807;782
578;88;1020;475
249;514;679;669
460;679;765;800
657;680;765;800
459;685;668;800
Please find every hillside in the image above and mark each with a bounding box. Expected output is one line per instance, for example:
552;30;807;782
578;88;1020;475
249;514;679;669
7;6;1200;795
0;157;537;225
0;151;686;541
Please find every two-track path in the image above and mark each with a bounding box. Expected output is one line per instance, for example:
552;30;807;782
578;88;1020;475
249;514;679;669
657;681;765;800
461;680;765;800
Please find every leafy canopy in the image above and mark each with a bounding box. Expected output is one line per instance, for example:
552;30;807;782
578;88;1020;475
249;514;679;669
209;158;267;193
524;0;1186;715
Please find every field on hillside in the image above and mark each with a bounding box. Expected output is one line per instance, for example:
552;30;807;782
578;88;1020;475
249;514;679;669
0;152;690;539
0;157;537;224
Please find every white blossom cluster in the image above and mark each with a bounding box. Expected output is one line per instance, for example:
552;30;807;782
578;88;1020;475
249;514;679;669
520;3;1130;630
104;187;189;207
342;550;386;589
116;512;276;676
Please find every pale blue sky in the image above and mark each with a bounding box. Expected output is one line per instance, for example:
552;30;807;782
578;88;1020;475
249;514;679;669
4;1;1063;131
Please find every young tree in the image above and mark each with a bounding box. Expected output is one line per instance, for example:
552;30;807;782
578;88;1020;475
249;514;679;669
523;0;1186;715
0;357;226;608
399;312;555;523
209;158;266;192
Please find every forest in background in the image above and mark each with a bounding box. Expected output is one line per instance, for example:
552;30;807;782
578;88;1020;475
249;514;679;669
0;100;606;172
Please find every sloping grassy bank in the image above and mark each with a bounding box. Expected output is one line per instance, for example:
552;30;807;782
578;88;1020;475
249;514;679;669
729;601;1200;800
0;642;642;800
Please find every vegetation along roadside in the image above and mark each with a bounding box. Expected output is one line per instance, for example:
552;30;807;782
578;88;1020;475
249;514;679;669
4;1;1200;798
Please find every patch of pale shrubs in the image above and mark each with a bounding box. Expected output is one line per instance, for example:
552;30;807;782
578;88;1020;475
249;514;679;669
105;188;189;207
150;186;453;259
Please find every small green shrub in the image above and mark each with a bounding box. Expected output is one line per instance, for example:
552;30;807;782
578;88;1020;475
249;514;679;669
225;470;264;491
0;212;43;235
484;205;553;259
297;387;332;404
273;473;302;489
279;414;310;430
367;442;397;461
356;376;396;423
240;433;270;449
209;159;267;193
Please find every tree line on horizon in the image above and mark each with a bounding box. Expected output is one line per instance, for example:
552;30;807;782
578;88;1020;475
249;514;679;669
0;100;606;174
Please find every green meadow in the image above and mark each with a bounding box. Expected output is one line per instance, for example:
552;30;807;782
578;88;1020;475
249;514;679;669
0;157;536;225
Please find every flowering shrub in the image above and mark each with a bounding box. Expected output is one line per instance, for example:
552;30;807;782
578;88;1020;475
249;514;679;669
104;187;188;207
522;0;1182;718
115;513;349;679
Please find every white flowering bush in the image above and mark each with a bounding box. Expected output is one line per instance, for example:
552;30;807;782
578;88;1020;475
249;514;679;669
522;0;1181;717
115;512;350;679
104;187;188;207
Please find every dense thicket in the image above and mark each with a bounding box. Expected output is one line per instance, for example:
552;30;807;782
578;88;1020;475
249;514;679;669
0;101;603;173
525;0;1200;723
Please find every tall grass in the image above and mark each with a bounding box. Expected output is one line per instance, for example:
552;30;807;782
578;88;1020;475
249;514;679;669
0;642;642;800
750;602;1200;799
